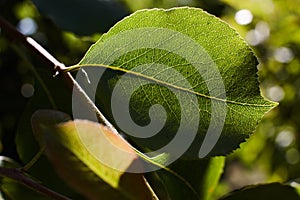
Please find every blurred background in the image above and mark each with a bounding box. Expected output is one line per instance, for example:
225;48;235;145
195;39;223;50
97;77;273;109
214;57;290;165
0;0;300;198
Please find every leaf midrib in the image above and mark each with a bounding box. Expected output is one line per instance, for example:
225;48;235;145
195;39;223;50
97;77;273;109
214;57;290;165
66;64;276;107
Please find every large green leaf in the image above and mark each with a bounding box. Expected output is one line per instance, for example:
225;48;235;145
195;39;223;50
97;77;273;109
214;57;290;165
31;110;154;200
74;7;277;159
219;182;300;200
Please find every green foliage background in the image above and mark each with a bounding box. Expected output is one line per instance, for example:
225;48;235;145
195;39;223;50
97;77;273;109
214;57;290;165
0;0;300;199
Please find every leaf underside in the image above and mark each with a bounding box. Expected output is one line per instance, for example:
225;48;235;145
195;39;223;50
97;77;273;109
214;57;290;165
77;7;277;159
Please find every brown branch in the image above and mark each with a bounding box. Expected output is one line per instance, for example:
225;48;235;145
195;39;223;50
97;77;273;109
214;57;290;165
0;167;71;200
0;16;74;88
0;16;118;133
0;18;57;69
0;17;65;72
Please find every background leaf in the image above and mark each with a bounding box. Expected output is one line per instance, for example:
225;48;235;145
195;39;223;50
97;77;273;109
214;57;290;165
78;7;277;159
152;156;225;200
219;182;300;200
31;110;155;200
32;0;129;35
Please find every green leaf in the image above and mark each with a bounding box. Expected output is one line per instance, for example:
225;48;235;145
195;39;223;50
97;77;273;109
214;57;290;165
219;182;300;200
75;7;277;159
32;0;129;35
31;110;155;200
153;156;225;200
202;157;225;200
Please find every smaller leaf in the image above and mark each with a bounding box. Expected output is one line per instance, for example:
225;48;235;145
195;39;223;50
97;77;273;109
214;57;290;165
154;156;225;200
219;182;300;200
31;110;154;200
203;157;225;200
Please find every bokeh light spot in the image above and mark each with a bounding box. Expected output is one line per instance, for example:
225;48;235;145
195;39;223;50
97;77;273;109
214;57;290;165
235;9;253;25
17;17;37;36
274;47;294;63
246;21;270;46
266;85;285;102
275;130;294;148
285;148;299;164
21;83;34;98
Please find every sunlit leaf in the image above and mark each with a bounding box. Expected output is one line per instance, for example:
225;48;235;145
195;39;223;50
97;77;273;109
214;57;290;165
76;7;277;159
31;110;154;200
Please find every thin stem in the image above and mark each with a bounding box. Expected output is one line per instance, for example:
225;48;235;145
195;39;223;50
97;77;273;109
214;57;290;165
69;74;119;133
0;17;66;72
143;177;159;200
0;16;118;134
21;147;45;171
0;167;71;200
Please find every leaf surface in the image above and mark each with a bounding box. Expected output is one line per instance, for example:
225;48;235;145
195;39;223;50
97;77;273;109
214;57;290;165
76;7;277;159
31;110;154;200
